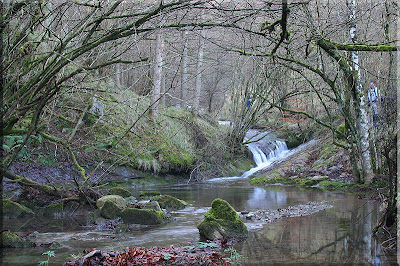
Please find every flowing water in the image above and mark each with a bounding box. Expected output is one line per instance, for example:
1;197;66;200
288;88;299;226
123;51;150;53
2;131;394;265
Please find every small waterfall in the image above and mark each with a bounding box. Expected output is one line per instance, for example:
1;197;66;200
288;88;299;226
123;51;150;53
245;130;288;166
250;145;268;165
209;127;289;181
240;130;289;178
266;141;288;162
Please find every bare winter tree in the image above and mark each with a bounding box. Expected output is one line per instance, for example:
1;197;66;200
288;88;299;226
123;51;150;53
151;18;165;117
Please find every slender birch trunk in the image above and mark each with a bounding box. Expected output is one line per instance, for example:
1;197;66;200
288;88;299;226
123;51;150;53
181;31;189;107
151;25;164;117
348;0;373;183
194;34;204;114
115;63;121;89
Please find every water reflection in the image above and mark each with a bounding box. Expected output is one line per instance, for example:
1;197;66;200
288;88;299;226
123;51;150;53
247;187;287;209
237;196;389;265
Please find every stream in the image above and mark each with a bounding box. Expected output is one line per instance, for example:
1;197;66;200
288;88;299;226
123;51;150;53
2;130;392;265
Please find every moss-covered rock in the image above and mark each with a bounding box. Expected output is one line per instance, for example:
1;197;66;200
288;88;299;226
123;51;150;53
1;199;35;218
96;195;127;209
150;195;187;211
139;191;161;200
86;209;101;225
108;187;132;198
125;196;137;205
100;200;123;219
42;202;63;217
141;201;162;212
120;208;167;225
0;231;35;248
197;198;248;241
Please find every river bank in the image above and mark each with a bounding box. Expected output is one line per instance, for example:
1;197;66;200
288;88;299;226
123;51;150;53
250;135;391;197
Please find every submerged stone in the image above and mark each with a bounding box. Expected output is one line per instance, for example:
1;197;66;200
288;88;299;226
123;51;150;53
0;231;35;248
1;199;35;218
197;198;248;241
120;208;167;225
150;194;187;211
108;187;132;198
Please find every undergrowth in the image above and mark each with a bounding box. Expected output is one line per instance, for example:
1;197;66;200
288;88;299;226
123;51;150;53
5;81;249;182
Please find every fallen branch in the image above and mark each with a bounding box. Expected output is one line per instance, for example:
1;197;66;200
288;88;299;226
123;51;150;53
2;169;61;197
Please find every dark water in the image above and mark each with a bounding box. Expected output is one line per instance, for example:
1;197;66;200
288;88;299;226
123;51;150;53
2;178;395;265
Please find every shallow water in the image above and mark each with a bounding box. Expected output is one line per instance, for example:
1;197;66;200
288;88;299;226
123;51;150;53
2;179;391;265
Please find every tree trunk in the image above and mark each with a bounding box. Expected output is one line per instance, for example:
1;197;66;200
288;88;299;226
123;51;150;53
151;25;164;117
194;34;204;114
180;31;189;107
115;63;121;89
348;0;373;183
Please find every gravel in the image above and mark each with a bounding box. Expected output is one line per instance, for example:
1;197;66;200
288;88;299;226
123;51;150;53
241;201;334;222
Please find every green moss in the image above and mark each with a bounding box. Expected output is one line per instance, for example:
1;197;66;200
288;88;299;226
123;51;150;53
42;202;63;217
120;208;167;225
249;176;287;186
1;199;35;218
150;195;188;211
108;187;132;198
197;198;248;240
142;201;162;212
318;180;354;189
86;209;101;225
294;178;319;187
96;195;127;209
83;112;99;125
337;124;345;134
100;200;123;219
372;179;389;188
0;231;35;248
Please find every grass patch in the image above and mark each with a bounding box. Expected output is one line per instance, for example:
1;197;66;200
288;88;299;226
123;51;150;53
249;176;288;186
318;180;355;189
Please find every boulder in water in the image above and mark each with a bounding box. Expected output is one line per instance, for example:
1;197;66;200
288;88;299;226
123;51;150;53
2;199;35;218
150;195;187;211
97;195;127;209
197;198;248;240
140;200;162;212
108;187;132;198
97;195;128;219
120;208;167;225
100;200;123;219
0;231;35;248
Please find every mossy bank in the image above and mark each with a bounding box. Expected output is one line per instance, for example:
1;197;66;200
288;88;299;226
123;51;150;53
5;88;254;192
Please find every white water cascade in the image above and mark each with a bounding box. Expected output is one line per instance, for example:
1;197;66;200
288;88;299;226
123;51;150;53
209;128;289;181
242;130;289;178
